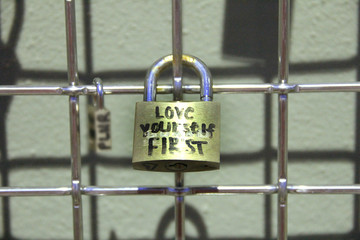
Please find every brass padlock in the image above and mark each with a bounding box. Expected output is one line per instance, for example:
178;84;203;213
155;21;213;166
132;55;220;172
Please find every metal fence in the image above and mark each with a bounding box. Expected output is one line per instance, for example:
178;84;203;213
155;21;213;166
0;0;359;239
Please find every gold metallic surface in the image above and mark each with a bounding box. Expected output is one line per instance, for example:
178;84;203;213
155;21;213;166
132;102;220;172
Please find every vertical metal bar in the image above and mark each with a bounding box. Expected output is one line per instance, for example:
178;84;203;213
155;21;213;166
278;95;288;240
278;0;289;85
65;0;79;86
65;0;83;239
278;0;290;240
175;172;185;240
172;0;183;101
173;1;185;239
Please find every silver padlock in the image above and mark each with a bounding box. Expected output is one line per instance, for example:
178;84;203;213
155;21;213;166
88;78;112;152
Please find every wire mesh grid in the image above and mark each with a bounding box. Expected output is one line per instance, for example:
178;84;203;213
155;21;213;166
1;0;360;239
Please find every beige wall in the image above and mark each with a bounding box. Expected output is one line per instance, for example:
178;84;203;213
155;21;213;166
1;0;358;239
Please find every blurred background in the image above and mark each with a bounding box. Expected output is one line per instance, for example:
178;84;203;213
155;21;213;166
0;0;359;239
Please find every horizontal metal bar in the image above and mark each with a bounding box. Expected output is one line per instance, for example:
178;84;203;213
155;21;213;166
82;186;167;196
1;185;360;197
82;185;278;196
192;185;278;195
0;83;360;96
0;187;72;196
288;185;360;194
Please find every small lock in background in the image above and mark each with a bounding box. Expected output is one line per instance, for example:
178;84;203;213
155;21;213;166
88;105;112;152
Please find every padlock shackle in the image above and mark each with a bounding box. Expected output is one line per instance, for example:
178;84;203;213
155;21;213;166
144;55;212;101
93;78;104;109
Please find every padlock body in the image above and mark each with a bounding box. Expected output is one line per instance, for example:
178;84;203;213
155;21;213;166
88;106;112;152
132;101;220;172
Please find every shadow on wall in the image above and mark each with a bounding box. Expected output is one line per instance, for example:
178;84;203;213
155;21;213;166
223;0;279;75
1;0;360;239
